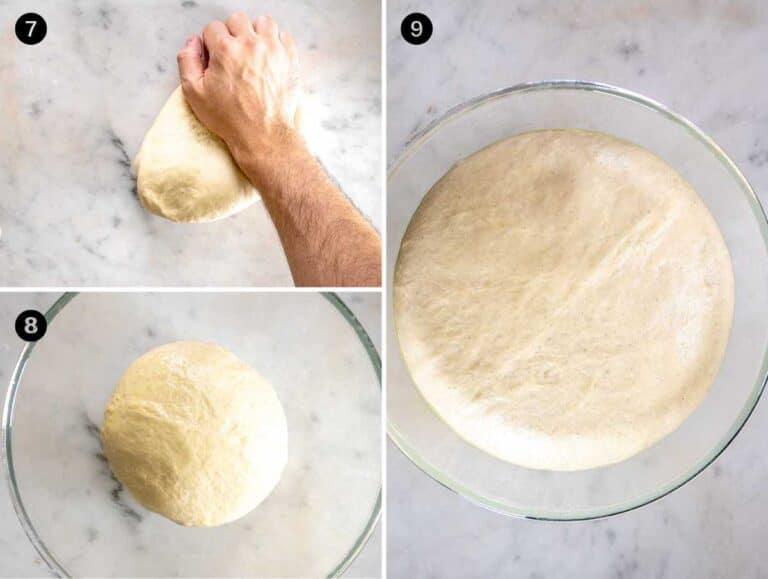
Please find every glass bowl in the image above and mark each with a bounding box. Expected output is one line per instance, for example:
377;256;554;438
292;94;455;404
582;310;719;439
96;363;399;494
3;292;380;577
387;80;768;520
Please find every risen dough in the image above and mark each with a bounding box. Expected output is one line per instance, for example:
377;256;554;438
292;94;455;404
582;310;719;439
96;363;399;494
101;341;288;526
133;87;257;223
394;129;734;471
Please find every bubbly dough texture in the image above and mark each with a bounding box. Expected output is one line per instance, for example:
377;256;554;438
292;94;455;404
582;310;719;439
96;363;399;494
394;129;734;471
101;341;288;526
133;87;257;223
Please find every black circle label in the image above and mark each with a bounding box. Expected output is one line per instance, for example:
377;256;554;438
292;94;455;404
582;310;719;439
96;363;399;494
15;310;47;342
15;13;47;45
401;13;433;45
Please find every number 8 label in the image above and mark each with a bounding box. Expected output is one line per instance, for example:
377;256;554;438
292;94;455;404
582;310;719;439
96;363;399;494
15;310;47;342
24;316;38;334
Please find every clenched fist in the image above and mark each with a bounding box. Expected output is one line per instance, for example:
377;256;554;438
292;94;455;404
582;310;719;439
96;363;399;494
177;13;300;174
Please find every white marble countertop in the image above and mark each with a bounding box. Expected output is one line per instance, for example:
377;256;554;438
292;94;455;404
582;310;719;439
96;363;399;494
0;0;381;287
387;1;768;577
0;291;381;577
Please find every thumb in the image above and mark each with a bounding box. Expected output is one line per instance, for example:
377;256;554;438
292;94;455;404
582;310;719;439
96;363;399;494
177;35;205;92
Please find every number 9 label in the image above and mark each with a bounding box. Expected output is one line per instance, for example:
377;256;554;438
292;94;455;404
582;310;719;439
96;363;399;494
401;13;433;46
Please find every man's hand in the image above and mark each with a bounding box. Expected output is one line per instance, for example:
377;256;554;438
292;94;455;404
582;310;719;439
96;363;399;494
177;13;300;183
174;13;381;287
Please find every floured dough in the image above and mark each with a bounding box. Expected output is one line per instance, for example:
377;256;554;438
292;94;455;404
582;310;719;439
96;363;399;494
133;86;257;223
394;129;734;471
101;341;288;526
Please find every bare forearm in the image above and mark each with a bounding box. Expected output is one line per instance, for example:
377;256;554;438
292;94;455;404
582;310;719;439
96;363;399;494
177;14;380;286
230;132;382;287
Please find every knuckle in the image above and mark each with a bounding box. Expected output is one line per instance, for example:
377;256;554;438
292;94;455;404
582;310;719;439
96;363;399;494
243;35;261;49
243;35;267;54
220;39;236;54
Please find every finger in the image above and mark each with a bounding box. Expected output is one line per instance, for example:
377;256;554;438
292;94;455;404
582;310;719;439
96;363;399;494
225;12;254;37
203;20;231;51
177;35;205;89
280;30;298;62
253;15;279;39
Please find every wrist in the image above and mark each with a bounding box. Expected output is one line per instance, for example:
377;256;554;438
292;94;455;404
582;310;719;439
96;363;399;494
227;124;305;189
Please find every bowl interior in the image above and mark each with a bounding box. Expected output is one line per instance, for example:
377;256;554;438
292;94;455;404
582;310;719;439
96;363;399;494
387;82;768;519
6;292;381;576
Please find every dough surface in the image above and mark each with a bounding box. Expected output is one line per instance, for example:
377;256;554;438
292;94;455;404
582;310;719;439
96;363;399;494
133;87;257;223
101;341;288;526
394;129;734;471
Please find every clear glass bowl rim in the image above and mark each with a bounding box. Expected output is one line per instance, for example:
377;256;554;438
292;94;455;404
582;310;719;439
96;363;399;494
387;79;768;521
2;292;382;578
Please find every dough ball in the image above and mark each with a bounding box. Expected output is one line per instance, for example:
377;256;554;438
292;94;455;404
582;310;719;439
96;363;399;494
133;87;258;223
101;341;288;526
394;129;734;471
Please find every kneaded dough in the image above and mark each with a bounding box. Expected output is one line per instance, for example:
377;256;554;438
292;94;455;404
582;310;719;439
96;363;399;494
133;87;257;223
101;341;288;526
394;129;734;471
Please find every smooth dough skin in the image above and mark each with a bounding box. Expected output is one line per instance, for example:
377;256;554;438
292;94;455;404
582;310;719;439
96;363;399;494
101;341;288;526
394;129;734;471
133;87;257;223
